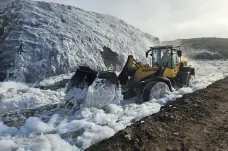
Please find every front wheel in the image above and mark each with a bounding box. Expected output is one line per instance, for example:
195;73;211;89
142;81;171;102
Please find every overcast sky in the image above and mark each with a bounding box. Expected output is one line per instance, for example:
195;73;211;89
36;0;228;41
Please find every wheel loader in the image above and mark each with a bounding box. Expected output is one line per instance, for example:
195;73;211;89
66;45;195;103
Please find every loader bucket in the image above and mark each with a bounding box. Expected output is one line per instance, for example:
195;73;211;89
97;71;118;84
68;66;98;89
67;66;118;92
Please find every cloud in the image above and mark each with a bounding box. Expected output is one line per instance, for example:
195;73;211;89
35;0;228;40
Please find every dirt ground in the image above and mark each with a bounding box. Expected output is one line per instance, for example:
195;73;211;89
87;78;228;151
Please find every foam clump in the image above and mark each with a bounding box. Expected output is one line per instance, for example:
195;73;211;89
178;87;193;95
83;79;122;109
25;134;79;151
0;81;29;101
0;139;17;151
0;122;18;135
20;117;54;136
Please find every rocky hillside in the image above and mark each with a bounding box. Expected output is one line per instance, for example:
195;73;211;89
0;0;159;83
162;38;228;59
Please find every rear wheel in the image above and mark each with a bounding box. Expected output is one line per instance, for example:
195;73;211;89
142;81;171;102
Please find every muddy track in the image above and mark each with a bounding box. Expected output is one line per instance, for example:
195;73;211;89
87;78;228;151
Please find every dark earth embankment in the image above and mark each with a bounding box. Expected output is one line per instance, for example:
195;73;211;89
87;78;228;151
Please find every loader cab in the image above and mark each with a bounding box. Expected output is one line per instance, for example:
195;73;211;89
146;45;182;68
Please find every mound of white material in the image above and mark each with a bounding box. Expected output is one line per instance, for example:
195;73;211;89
0;0;158;83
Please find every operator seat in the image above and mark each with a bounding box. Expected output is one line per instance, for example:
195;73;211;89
161;51;171;67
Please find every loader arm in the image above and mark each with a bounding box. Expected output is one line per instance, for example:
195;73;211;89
117;55;157;88
117;55;145;85
125;67;157;88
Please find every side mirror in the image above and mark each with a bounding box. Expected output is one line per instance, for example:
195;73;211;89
177;50;182;57
146;52;149;58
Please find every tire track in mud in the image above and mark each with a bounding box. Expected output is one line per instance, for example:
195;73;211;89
87;78;228;151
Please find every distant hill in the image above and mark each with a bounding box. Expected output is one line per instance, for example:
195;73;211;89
162;38;228;59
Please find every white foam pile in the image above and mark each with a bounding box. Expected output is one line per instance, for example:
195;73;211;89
0;60;228;151
0;81;64;114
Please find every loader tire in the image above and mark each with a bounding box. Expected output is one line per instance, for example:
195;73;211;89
142;81;170;102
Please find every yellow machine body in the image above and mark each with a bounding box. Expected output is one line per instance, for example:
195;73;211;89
120;53;191;89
